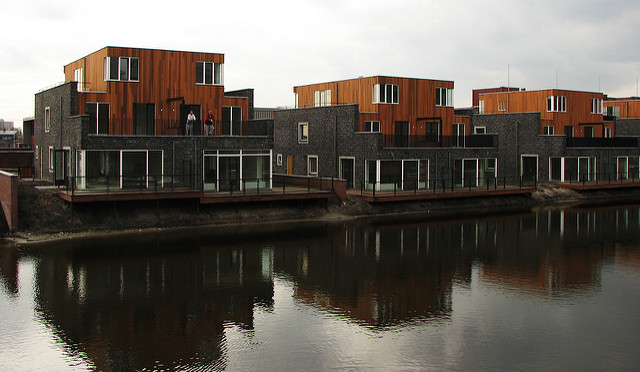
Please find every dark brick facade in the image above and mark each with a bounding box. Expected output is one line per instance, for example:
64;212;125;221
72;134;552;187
34;83;272;187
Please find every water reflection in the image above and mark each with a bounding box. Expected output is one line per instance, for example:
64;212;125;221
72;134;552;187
1;205;640;370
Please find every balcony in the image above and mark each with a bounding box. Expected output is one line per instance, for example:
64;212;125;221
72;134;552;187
382;134;496;148
565;137;638;148
99;119;272;137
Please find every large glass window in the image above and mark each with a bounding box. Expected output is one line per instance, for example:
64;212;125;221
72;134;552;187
76;149;162;190
85;102;109;135
222;106;242;135
203;150;272;192
314;90;331;107
591;98;603;114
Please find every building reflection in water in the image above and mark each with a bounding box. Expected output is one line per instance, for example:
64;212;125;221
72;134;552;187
1;205;640;370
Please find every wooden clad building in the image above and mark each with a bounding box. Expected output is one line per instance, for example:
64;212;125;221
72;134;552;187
63;46;249;136
293;76;469;139
604;97;640;119
477;89;614;138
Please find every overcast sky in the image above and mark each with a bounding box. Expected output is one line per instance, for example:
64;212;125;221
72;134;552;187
1;0;639;127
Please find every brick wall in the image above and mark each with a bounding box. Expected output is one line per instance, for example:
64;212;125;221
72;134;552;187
0;170;18;231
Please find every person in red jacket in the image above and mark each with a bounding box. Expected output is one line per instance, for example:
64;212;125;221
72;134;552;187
205;110;214;136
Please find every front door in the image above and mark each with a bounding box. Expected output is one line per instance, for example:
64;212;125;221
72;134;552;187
521;155;538;184
53;149;68;186
219;156;240;192
395;121;410;147
339;157;355;189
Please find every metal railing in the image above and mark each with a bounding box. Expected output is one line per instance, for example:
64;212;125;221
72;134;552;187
566;137;638;148
102;119;271;137
382;134;496;148
64;172;336;197
558;171;640;186
360;176;537;197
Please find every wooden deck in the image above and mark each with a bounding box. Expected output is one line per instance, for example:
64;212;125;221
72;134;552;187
59;187;334;204
355;187;536;203
555;181;640;191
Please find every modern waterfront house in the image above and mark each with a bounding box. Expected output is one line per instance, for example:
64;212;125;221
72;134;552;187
33;47;273;193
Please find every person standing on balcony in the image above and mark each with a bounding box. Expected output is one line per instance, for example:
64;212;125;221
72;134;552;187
205;110;215;136
185;110;196;136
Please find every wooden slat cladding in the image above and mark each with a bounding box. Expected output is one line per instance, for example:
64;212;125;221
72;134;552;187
63;47;246;135
604;99;640;119
479;89;606;137
293;76;462;136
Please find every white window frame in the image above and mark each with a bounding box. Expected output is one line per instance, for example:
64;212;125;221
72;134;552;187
604;127;612;138
498;101;507;112
44;106;51;133
277;154;283;166
547;95;566;112
74;68;84;92
591;98;603;114
473;126;486;134
104;57;139;82
298;122;308;144
196;61;224;85
479;100;485;114
436;87;454;107
373;84;399;104
48;146;54;172
294;93;299;108
313;89;331;107
364;120;381;132
544;126;555;135
307;155;318;176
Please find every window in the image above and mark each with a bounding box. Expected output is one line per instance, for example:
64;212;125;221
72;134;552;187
44;107;51;133
307;155;318;176
277;154;283;166
298;122;308;143
74;68;84;92
48;146;54;172
474;126;486;134
196;61;224;85
544;126;555;135
436;87;453;107
364;121;380;132
478;100;485;114
547;95;566;112
498;101;507;112
294;93;299;108
373;84;399;104
604;127;612;138
607;106;621;117
564;126;574;137
104;57;139;82
133;103;155;135
313;89;331;107
222;106;242;135
591;98;603;114
86;103;109;135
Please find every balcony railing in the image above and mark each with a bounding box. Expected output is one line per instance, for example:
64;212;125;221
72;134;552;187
360;176;537;197
565;137;638;148
63;172;336;197
100;119;271;137
382;134;496;148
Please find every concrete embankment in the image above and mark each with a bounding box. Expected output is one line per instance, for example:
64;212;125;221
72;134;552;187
3;180;640;241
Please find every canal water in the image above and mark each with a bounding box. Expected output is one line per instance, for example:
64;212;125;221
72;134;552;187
1;205;640;371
